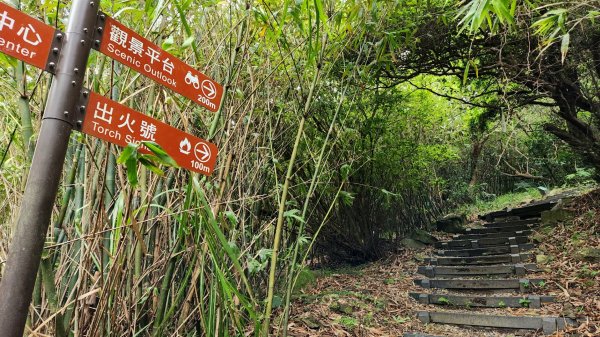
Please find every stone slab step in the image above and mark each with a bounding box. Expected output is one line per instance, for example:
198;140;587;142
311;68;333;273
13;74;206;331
425;253;532;266
403;334;444;337
417;264;538;277
436;243;534;257
511;201;559;218
480;201;558;222
414;278;545;291
409;293;554;308
455;230;533;240
484;218;540;228
416;311;576;334
435;236;530;249
464;225;534;234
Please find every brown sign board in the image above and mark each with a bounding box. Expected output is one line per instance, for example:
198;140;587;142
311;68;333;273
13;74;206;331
96;15;223;112
81;92;218;176
0;2;56;69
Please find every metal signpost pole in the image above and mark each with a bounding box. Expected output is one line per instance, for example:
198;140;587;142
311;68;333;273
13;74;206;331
0;1;99;336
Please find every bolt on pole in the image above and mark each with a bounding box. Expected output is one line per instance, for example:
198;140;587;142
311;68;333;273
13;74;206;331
0;1;99;336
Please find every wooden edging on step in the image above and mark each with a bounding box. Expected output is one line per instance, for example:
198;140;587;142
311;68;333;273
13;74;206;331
416;311;576;334
413;278;545;291
455;230;533;240
435;236;529;249
409;292;553;308
425;253;533;266
484;218;540;228
437;243;534;257
417;263;538;277
465;225;535;234
417;263;539;278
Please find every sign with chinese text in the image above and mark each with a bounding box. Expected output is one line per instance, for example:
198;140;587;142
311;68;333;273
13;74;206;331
82;92;218;175
97;15;223;112
0;2;56;69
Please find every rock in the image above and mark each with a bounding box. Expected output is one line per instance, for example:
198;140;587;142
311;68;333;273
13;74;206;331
301;315;321;329
536;254;550;264
413;253;426;262
330;302;354;315
401;238;426;250
576;248;600;262
541;207;575;225
409;229;438;244
433;213;467;233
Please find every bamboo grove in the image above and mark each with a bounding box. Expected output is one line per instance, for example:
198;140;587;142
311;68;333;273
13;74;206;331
0;0;595;336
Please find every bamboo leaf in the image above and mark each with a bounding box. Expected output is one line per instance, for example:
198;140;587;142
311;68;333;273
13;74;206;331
182;35;195;48
117;143;138;164
125;156;139;187
560;32;570;63
141;141;179;167
283;209;305;223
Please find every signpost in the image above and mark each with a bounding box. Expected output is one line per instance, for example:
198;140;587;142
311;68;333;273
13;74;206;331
0;2;99;336
0;1;59;70
96;15;224;112
0;2;223;336
80;92;218;175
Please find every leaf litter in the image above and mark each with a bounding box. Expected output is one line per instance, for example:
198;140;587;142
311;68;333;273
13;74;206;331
277;189;599;336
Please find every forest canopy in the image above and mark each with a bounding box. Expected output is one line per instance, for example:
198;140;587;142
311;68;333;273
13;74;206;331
0;0;597;336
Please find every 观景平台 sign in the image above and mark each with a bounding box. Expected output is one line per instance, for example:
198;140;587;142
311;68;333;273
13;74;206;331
96;14;223;112
0;2;57;70
81;92;218;175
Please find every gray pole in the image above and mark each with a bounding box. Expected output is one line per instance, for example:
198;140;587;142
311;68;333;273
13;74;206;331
0;1;99;336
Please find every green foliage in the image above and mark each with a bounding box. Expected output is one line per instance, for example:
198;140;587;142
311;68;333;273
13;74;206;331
578;266;600;279
392;316;411;324
438;296;451;305
338;316;358;330
117;141;179;187
565;168;596;186
458;0;516;33
293;267;316;292
458;188;542;217
519;298;531;307
0;1;596;336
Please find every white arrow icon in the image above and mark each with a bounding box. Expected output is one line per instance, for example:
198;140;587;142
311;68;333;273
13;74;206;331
194;141;211;163
201;80;217;99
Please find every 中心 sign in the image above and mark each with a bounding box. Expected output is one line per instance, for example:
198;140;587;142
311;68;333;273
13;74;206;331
0;1;57;70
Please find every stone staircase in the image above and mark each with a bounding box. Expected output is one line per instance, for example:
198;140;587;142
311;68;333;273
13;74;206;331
405;200;579;336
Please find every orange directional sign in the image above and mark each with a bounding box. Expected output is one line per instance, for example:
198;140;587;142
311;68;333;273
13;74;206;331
96;15;223;112
81;92;218;175
0;2;57;69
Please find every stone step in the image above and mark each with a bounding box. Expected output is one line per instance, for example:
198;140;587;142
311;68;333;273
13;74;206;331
464;225;534;234
435;236;530;249
414;278;545;292
484;218;540;228
403;334;444;337
436;243;534;257
425;253;532;266
416;311;576;334
455;229;532;240
409;293;554;308
417;263;539;277
511;201;559;218
480;201;558;222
